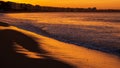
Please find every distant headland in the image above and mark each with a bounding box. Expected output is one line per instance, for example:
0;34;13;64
0;1;120;12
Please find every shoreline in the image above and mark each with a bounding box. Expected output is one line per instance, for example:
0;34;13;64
0;22;120;68
0;11;120;13
0;21;119;57
12;22;120;57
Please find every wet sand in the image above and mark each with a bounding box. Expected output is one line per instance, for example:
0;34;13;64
0;22;120;68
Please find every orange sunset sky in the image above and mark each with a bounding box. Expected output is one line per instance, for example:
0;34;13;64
3;0;120;9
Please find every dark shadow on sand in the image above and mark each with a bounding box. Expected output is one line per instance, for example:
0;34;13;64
0;22;74;68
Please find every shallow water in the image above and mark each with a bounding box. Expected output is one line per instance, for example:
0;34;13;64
0;12;120;55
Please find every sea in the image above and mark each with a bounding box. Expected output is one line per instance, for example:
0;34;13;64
0;12;120;55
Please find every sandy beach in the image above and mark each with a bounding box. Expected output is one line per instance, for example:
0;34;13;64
0;22;120;68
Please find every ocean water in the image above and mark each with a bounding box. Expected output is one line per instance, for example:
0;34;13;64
0;12;120;55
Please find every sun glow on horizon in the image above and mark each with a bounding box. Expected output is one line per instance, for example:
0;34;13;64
3;0;120;9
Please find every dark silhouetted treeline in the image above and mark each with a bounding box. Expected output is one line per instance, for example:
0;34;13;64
0;1;120;12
